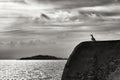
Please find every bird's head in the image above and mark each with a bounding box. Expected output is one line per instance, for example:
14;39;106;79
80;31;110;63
90;34;93;36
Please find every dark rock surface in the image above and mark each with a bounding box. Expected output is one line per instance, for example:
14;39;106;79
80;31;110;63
62;40;120;80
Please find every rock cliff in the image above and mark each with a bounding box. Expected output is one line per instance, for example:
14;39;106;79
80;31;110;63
62;40;120;80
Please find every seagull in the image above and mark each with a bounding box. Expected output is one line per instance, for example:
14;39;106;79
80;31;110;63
90;34;96;41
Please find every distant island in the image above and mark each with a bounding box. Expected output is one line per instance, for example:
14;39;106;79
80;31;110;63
20;55;67;60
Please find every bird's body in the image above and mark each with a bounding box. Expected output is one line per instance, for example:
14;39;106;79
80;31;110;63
91;34;96;41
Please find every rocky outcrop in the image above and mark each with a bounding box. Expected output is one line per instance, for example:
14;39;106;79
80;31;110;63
62;40;120;80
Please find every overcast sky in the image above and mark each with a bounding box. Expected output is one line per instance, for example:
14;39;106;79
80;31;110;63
0;0;120;59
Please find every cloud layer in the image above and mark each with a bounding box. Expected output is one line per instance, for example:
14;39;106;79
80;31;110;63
0;0;120;59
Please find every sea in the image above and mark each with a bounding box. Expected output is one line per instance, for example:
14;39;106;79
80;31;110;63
0;60;67;80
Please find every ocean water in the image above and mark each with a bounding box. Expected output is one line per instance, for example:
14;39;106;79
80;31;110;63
0;60;67;80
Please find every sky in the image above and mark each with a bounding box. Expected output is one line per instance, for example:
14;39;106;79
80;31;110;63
0;0;120;59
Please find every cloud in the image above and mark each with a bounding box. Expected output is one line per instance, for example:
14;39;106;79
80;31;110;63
78;3;120;13
0;1;56;19
0;0;119;26
0;2;119;36
27;0;115;9
1;0;120;58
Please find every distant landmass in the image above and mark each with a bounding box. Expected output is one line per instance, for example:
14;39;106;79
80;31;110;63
20;55;67;60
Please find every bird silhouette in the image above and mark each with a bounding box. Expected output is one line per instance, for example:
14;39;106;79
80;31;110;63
90;34;96;41
41;13;50;20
